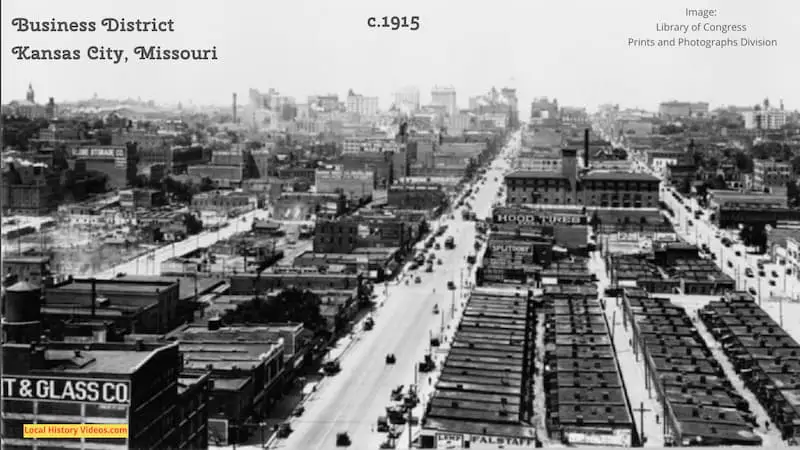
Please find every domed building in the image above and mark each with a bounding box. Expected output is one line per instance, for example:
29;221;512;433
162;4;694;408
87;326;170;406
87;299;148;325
1;84;56;119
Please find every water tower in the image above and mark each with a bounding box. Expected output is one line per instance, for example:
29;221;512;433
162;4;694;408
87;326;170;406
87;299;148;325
2;281;43;344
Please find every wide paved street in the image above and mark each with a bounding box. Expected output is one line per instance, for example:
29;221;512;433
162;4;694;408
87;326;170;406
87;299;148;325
270;133;518;450
661;185;800;341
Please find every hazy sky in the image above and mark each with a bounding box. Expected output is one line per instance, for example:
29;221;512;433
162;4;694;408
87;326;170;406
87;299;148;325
2;0;798;115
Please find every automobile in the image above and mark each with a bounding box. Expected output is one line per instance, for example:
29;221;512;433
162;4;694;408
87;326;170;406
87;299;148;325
745;268;754;278
277;423;293;438
769;280;776;286
759;271;766;277
322;361;342;375
425;264;433;273
757;262;764;270
687;220;694;226
778;258;786;265
434;243;441;250
735;251;742;257
414;276;421;284
748;287;757;296
292;405;305;417
437;259;443;265
447;281;456;290
432;304;439;314
385;354;396;364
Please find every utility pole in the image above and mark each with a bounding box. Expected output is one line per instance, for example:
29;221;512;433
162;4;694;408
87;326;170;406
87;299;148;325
409;363;419;449
407;403;414;450
451;288;455;319
610;309;617;340
633;401;651;444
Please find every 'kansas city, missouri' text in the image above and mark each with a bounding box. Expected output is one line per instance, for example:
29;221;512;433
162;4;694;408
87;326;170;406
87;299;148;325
10;45;218;63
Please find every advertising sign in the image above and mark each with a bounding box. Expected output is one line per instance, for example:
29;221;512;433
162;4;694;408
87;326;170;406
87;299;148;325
564;428;632;447
490;244;533;253
436;433;464;448
71;147;126;159
615;231;640;242
654;232;677;242
1;376;130;405
493;212;585;225
467;434;538;448
208;418;229;446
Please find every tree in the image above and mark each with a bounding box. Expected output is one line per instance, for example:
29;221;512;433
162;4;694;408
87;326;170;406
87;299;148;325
222;288;327;335
734;152;754;173
589;212;601;230
748;223;768;254
679;177;692;194
199;177;216;192
183;213;203;235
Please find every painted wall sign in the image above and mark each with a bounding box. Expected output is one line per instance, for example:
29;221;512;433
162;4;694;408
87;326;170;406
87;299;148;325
494;213;585;225
564;428;632;447
468;434;538;448
490;244;532;253
1;376;131;405
436;433;464;448
71;147;126;159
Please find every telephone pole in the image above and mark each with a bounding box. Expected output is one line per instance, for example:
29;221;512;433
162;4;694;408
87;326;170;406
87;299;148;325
633;401;651;444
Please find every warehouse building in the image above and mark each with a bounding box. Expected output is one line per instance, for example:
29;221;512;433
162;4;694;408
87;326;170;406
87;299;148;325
620;289;762;446
699;294;800;441
543;284;636;446
1;281;210;450
419;288;538;449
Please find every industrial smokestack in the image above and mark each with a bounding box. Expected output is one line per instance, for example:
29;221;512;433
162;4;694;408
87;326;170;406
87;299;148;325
90;277;97;318
232;93;238;123
583;128;590;168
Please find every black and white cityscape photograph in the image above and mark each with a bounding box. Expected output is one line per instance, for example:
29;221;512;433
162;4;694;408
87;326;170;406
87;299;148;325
1;0;799;449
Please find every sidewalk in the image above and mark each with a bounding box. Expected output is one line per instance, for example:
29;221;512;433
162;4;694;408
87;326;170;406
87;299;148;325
590;252;664;447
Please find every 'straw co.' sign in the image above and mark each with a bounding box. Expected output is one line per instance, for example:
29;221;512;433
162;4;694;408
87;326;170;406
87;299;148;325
1;376;130;405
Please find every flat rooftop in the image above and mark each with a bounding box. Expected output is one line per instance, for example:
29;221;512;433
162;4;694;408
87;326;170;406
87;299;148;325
623;290;762;444
425;290;534;435
544;288;634;430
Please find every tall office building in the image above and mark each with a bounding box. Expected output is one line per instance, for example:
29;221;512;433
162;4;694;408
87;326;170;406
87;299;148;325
346;90;379;116
431;86;457;117
743;98;787;130
394;87;420;112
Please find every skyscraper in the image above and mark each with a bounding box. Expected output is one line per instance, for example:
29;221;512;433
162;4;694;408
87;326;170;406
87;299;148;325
431;86;457;117
393;87;420;112
346;90;379;116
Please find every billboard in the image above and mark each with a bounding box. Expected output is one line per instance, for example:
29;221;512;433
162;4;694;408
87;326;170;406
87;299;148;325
493;211;585;225
436;432;464;448
489;243;533;254
466;434;538;449
1;376;131;405
615;231;678;242
564;428;632;447
71;147;126;159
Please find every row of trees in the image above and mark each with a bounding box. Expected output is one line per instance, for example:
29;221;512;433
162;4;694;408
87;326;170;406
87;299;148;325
130;174;216;203
739;223;768;254
222;288;329;336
